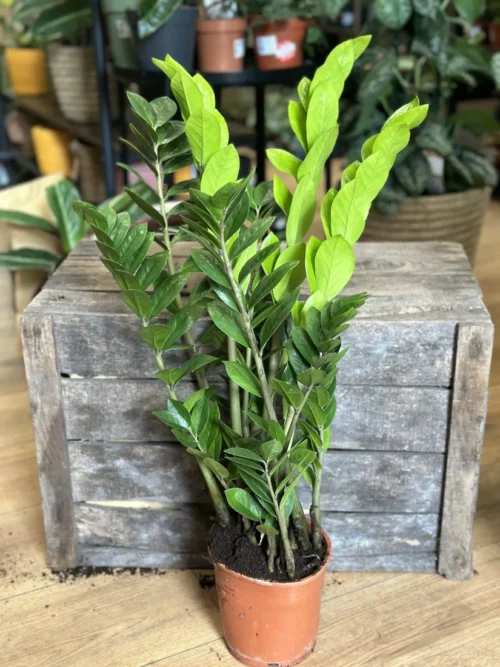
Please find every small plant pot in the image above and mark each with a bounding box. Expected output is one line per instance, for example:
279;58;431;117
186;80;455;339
103;0;197;72
364;188;491;267
213;530;331;667
252;18;307;71
31;126;72;177
197;18;247;73
4;48;50;96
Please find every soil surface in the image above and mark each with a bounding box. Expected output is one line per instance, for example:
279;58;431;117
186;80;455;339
209;520;327;583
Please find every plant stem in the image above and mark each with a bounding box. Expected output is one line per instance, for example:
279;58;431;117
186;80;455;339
311;445;324;553
241;348;252;437
155;151;208;390
267;534;277;573
227;337;242;435
284;385;313;452
198;460;231;527
265;467;295;579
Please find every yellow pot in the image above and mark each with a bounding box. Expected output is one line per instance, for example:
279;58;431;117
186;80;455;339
31;126;73;177
4;47;50;96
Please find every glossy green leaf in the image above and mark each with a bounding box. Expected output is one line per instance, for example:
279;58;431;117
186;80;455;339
315;236;355;301
0;209;55;234
171;70;204;121
148;272;188;319
223;361;262;397
259;439;283;462
121;290;151;318
305;235;321;293
412;0;439;17
454;0;484;24
272;243;306;301
46;180;86;253
238;242;280;282
375;0;412;29
286;175;316;246
136;251;168;289
288;100;308;151
273;174;293;216
191;249;230;288
0;248;60;271
272;379;303;409
228;216;274;261
154;398;191;430
306;81;339;148
260;288;300;349
225;488;263;521
208;301;248;347
256;524;279;536
200;145;240;196
266;148;302;179
185;109;221;167
248;260;298;309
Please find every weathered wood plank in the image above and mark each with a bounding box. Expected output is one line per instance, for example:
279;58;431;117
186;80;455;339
26;287;491;323
62;380;450;453
74;504;438;558
69;442;444;512
20;314;76;568
438;322;494;579
75;546;438;572
53;315;456;386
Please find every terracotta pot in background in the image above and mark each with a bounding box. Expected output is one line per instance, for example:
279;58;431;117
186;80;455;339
4;48;49;96
253;18;307;71
31;126;72;177
214;530;331;667
197;18;247;72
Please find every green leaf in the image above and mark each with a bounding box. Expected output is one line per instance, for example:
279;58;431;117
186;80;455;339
223;361;262;397
315;236;355;301
256;524;279;536
136;251;168;289
266;148;302;179
412;0;439;17
208;301;248;347
149;272;188;319
288;100;308;151
121;290;151;318
297;369;327;386
225;191;250;240
228;217;274;261
286;175;317;246
248;260;298;309
305;235;321;293
375;0;412;29
320;188;337;238
454;0;484;24
156;354;217;385
273;174;293;216
185;109;222;167
46;180;86;253
138;0;183;38
151;96;178;127
171;70;204;121
298;126;339;187
291;327;318;365
238;242;280;283
204;457;230;480
261;232;280;276
225;488;263;521
297;77;311;110
384;98;429;131
225;447;265;463
259;439;283;462
306;81;339;148
124;187;165;228
272;379;303;409
191;248;230;288
0;209;55;234
0;248;60;271
450;109;500;136
260;288;300;349
191;395;209;435
127;91;157;129
193;73;217;112
154;398;191;430
200;145;240;196
272;243;306;301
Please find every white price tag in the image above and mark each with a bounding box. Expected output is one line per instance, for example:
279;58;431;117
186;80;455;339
233;37;245;59
256;35;278;57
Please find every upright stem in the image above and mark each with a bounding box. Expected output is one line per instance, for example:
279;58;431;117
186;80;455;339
241;348;252;437
198;460;230;527
311;434;324;553
265;468;295;579
228;338;242;435
267;534;277;573
155;150;208;390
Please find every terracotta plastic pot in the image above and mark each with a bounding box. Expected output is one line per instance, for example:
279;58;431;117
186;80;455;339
252;18;307;71
214;530;331;667
31;126;72;177
4;48;49;96
197;18;247;72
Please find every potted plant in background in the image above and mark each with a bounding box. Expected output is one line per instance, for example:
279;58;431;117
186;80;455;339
103;0;198;72
74;39;427;665
196;0;248;72
13;0;119;124
1;1;49;96
341;0;500;266
245;0;349;70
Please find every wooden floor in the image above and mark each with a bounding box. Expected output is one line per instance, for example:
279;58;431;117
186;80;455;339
1;205;500;667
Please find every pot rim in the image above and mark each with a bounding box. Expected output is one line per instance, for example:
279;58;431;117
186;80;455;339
397;186;491;204
213;527;331;588
197;17;248;32
251;16;309;29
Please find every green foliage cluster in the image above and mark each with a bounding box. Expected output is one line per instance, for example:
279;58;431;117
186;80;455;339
343;0;499;213
241;0;349;22
0;180;154;271
74;37;427;580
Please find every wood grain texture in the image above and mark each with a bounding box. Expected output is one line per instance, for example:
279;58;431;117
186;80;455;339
74;504;438;563
68;442;445;512
53;315;456;386
20;314;76;569
62;381;450;452
438;322;495;579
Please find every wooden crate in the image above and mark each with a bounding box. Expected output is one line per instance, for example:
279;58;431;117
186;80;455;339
21;240;493;579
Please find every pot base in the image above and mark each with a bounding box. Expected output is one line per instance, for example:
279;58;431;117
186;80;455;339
227;641;315;667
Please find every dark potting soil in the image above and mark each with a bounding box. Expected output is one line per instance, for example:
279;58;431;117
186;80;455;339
209;520;327;583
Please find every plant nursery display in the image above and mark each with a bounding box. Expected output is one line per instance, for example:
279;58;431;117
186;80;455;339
0;180;154;272
73;36;427;666
342;0;500;263
196;0;248;73
103;0;198;72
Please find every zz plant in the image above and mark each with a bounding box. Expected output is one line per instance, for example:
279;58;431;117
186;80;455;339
74;37;427;580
